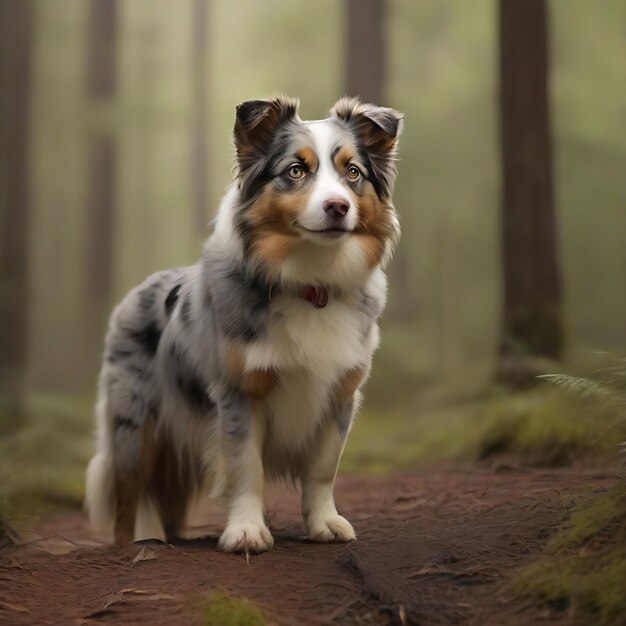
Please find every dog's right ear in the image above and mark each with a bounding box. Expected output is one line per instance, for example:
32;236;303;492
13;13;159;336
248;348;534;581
233;96;300;178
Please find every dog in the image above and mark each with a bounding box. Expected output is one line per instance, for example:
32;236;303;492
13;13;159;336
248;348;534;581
85;95;403;552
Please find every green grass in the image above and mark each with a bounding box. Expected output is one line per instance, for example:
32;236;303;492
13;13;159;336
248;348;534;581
343;384;624;472
516;485;626;625
0;392;94;519
197;593;267;626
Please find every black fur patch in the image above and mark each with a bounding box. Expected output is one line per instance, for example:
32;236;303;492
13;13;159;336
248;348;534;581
169;343;214;413
205;256;273;342
165;283;182;317
129;320;162;356
218;387;250;439
105;347;133;363
137;285;158;312
114;415;139;430
178;373;214;413
356;145;385;199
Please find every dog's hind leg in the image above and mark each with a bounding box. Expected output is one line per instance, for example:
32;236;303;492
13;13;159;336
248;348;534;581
151;443;193;542
135;496;166;542
112;417;160;544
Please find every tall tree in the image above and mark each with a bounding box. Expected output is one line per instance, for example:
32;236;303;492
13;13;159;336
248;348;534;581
191;0;209;234
84;0;118;372
497;0;562;383
0;0;34;426
346;0;384;104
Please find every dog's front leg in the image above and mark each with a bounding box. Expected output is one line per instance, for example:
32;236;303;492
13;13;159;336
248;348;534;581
301;399;357;543
217;386;273;553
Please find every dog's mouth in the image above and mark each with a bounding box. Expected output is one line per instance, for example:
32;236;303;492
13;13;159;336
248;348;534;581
297;225;353;238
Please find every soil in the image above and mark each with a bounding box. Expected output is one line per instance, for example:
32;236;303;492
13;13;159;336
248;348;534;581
0;467;616;626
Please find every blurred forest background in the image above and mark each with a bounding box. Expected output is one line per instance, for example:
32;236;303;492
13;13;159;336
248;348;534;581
0;0;625;497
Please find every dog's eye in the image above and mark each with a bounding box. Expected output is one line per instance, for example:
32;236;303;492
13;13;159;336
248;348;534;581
288;164;305;180
347;166;361;181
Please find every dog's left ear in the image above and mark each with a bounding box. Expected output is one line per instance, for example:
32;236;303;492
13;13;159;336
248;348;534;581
330;97;403;199
234;95;300;180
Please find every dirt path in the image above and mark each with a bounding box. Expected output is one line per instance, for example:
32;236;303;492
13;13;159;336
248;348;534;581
0;467;615;625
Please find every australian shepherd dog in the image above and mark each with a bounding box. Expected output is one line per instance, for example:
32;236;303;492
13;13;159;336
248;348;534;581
85;96;403;552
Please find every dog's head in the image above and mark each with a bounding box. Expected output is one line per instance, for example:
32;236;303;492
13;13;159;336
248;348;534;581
231;95;403;284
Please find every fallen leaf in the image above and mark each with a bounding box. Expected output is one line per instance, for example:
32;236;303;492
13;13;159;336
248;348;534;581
131;546;158;565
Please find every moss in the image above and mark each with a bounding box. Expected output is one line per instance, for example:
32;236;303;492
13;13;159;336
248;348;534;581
197;593;267;626
474;388;623;466
550;485;626;549
518;550;626;625
0;392;94;515
516;485;626;625
343;385;623;472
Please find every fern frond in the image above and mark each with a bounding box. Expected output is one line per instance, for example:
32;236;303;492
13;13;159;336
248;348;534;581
537;374;610;398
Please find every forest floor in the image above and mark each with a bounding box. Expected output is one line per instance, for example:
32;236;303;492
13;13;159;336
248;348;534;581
0;466;618;626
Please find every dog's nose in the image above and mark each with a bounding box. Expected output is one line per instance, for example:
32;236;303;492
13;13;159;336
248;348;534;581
323;197;349;219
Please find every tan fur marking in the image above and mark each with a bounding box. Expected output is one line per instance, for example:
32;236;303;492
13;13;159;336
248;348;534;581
252;232;299;268
226;344;277;398
114;418;159;544
242;369;276;398
355;233;385;268
295;147;318;171
354;185;398;268
150;439;193;540
246;185;311;271
333;145;356;173
335;366;367;401
225;343;246;381
249;186;310;229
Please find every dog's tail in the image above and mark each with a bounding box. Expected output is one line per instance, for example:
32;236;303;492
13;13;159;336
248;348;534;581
85;450;115;534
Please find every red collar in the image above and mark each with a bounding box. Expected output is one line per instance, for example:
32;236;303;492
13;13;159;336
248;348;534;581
300;285;328;308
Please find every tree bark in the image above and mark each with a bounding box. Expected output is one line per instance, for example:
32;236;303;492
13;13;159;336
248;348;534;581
191;0;209;234
346;0;384;104
84;0;117;373
0;0;34;426
497;0;563;384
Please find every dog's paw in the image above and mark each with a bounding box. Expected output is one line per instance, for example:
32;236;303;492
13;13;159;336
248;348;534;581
218;522;274;553
306;513;356;543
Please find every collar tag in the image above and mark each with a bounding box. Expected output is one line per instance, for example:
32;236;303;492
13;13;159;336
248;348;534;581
301;285;328;308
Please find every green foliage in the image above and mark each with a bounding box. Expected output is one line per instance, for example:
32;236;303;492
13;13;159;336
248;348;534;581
0;393;93;515
516;485;626;625
197;593;267;626
540;354;626;401
538;354;626;456
539;374;614;399
344;382;624;472
474;389;621;465
550;486;626;549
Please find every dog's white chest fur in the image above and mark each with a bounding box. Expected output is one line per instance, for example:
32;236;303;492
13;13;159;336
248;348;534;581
243;276;384;451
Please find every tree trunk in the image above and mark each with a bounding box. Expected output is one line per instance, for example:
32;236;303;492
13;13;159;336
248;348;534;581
84;0;117;373
346;0;384;104
0;0;34;427
497;0;562;385
191;0;209;235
